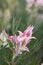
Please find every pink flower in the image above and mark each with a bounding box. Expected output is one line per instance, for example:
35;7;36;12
14;25;36;56
36;0;43;6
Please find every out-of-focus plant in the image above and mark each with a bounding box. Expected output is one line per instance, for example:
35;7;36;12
26;0;43;18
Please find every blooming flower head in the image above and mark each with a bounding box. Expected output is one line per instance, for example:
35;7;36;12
13;25;36;56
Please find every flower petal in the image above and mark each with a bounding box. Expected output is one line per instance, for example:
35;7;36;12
25;36;36;44
9;36;14;42
14;35;20;46
23;47;29;52
18;31;23;35
24;25;34;36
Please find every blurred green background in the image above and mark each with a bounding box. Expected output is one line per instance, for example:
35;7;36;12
0;0;43;65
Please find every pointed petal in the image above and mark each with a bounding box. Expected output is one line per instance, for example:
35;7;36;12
23;47;29;52
14;35;20;46
24;25;34;36
25;36;36;44
9;36;14;42
15;50;22;55
18;31;23;35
